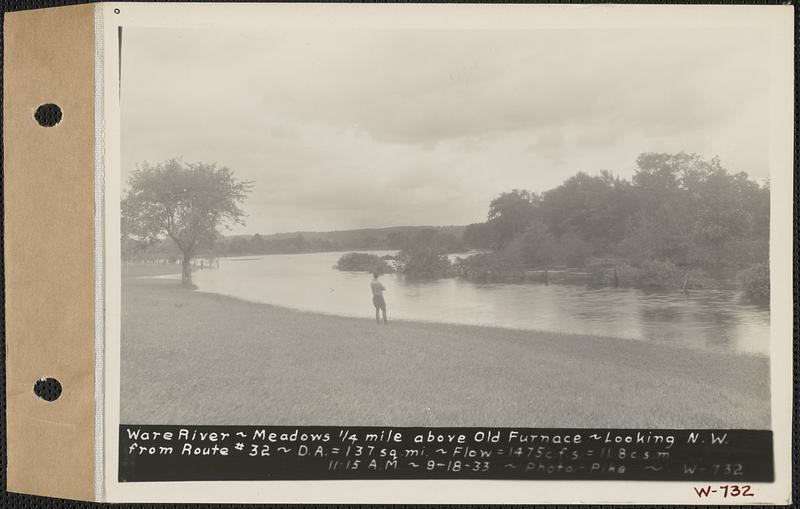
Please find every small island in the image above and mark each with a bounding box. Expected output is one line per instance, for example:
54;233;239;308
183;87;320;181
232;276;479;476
334;252;394;274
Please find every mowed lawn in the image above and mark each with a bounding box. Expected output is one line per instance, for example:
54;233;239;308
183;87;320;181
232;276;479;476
121;269;771;428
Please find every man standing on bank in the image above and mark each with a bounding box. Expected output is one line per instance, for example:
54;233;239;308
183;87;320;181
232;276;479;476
370;272;388;324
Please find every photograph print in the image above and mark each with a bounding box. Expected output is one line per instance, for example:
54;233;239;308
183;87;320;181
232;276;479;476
119;23;772;432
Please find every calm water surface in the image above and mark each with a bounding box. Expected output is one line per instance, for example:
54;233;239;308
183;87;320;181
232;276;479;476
188;251;769;356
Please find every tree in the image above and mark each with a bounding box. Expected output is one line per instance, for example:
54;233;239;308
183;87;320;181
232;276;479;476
396;245;452;278
487;189;540;248
629;152;769;274
335;252;394;274
462;222;493;249
251;233;266;253
540;171;634;250
459;152;768;285
121;159;252;286
386;232;409;249
505;221;557;268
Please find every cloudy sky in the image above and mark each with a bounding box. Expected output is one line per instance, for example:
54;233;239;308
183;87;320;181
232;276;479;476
121;26;770;235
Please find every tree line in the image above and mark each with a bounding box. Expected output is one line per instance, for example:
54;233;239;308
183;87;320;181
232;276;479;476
214;227;466;256
457;152;768;299
122;153;769;301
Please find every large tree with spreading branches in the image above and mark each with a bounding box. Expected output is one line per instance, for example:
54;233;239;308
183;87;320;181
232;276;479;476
121;159;252;286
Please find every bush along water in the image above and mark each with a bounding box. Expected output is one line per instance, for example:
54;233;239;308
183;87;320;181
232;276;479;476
737;263;769;304
334;252;394;274
395;245;454;279
455;152;768;293
585;260;718;290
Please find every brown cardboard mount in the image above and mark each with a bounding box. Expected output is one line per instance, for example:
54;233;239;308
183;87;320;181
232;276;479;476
4;4;97;501
1;3;794;505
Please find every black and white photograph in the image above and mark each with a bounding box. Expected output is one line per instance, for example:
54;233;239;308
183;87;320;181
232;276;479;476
3;1;794;504
104;3;793;501
120;22;772;428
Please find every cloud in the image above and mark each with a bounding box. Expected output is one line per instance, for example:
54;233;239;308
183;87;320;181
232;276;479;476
121;25;771;233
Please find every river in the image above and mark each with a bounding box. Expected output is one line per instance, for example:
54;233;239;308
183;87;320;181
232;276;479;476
187;250;769;356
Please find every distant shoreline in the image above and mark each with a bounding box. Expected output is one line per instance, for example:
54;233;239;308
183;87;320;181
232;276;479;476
121;265;770;427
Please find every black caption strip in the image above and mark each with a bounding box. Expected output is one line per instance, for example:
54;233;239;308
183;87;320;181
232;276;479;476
119;425;773;482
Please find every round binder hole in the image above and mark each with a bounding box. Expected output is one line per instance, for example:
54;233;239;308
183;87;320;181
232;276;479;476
34;103;63;127
33;377;62;402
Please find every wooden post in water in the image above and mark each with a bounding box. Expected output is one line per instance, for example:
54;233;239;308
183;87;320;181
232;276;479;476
682;273;689;294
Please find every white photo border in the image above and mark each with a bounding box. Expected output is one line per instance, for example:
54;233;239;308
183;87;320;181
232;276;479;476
100;2;794;503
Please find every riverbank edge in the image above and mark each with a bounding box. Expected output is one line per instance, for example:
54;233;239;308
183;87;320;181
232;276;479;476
121;264;770;428
124;263;769;359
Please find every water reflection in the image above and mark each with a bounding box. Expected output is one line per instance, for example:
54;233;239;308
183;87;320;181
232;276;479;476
189;251;769;356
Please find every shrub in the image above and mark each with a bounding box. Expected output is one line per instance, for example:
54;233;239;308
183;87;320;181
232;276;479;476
634;259;684;289
395;245;453;279
682;267;718;290
586;259;718;290
585;260;641;287
334;252;394;274
555;233;592;268
614;263;643;287
738;263;769;304
503;222;556;268
456;252;527;282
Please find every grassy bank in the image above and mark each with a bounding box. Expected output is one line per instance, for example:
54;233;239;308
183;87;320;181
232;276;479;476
122;265;770;427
